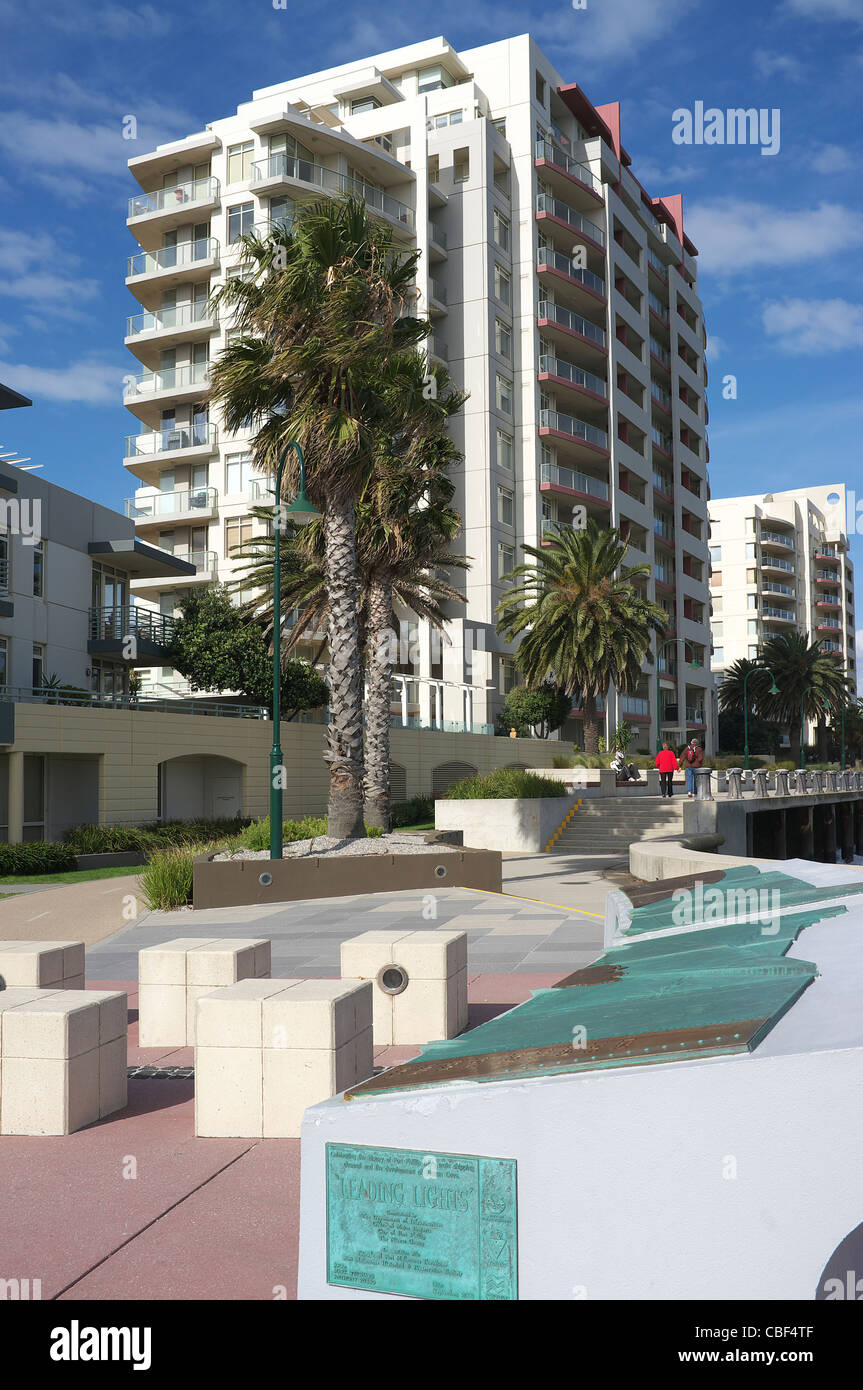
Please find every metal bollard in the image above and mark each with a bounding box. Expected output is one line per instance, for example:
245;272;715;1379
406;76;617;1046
753;769;769;797
726;768;742;800
775;770;789;796
693;767;713;801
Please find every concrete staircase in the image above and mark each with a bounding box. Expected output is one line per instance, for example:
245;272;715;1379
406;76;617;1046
548;795;686;857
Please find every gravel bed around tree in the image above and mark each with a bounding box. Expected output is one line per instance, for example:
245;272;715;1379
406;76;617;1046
215;833;460;861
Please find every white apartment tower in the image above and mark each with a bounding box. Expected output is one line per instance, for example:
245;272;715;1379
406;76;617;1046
708;485;856;740
123;33;713;750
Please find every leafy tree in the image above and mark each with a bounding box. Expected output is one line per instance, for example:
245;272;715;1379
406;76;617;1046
717;708;780;755
167;587;327;718
496;684;571;739
495;521;667;755
751;633;850;764
209;195;428;837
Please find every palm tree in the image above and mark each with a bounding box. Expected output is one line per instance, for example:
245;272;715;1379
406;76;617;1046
755;631;852;764
496;520;667;755
208;196;427;838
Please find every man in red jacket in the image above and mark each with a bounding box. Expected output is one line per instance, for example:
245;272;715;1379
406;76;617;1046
655;740;677;798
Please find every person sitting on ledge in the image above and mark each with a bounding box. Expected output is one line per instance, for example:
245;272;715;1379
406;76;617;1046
611;750;642;783
655;740;678;798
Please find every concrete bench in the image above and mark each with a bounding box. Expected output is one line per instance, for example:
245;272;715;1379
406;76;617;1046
138;937;271;1047
194;978;374;1139
0;941;85;991
0;987;127;1135
340;929;468;1045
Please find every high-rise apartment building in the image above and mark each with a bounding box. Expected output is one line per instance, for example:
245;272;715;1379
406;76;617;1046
123;33;713;750
708;484;856;742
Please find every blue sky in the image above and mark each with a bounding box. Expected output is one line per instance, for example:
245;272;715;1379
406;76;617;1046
1;0;862;650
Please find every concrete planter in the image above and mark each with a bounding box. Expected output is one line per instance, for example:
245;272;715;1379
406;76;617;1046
192;845;501;909
74;851;147;870
434;795;576;852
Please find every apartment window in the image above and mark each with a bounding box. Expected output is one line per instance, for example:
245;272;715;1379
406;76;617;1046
748;645;759;659
225;452;254;494
709;546;721;563
535;71;547;106
495;318;512;361
493;208;510;251
748;594;758;609
746;543;756;559
453;147;470;183
747;568;757;583
32;643;45;692
494;263;511;306
748;620;759;634
427;154;440;183
418;66;450;94
33;540;44;597
745;518;756;533
498;486;514;526
225;515;254;555
269;196;294;228
497;429;513;471
499;655;517;696
227;141;254;184
496;374;513;415
712;648;724;665
712;622;723;639
228;202;255;244
712;596;723;613
351;96;381;114
498;542;515;578
427;111;463;131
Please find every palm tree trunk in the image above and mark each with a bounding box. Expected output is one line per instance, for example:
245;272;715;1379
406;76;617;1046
323;497;365;838
364;575;393;831
582;692;600;756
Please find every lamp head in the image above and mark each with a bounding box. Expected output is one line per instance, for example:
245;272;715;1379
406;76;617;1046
282;486;321;524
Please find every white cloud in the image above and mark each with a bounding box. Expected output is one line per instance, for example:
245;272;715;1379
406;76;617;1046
631;158;704;188
809;143;855;174
704;333;725;363
686;199;863;273
534;0;701;63
0;1;172;37
762;297;863;354
0;357;123;406
0;229;100;320
783;0;863;19
753;49;804;79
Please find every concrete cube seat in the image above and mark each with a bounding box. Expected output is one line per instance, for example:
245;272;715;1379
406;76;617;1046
194;977;374;1139
138;937;271;1047
0;940;85;991
340;929;468;1045
0;987;127;1135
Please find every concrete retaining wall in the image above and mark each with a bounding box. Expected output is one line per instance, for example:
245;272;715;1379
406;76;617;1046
434;795;577;851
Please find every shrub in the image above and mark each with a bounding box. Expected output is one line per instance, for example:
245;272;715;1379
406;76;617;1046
390;796;433;828
64;818;250;855
140;845;198;911
240;815;328;850
0;841;79;876
445;768;567;800
63;824;146;853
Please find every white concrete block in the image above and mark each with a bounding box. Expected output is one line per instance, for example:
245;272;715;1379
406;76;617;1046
341;930;468;1046
187;939;269;987
397;931;468;979
195;979;301;1049
137;982;186;1047
138;938;218;985
262;1029;373;1139
262;979;373;1050
1;993;100;1060
0;942;71;989
99;1036;128;1118
195;1045;263;1138
1;1050;100;1135
392;979;450;1045
62;943;86;980
339;930;412;980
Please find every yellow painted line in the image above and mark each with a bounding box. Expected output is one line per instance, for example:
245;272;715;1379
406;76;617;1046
460;885;604;920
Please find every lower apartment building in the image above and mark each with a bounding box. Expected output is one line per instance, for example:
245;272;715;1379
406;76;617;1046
123;31;714;753
708;484;856;745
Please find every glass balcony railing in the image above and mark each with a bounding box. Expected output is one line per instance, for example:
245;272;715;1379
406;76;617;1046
651;426;673;454
540;460;609;500
251;154;415;229
536;248;605;295
537;300;606;347
534;139;602;196
653;471;673;495
621;696;650;717
763;582;795;597
124;363;209;397
761;554;794;573
651;382;672;410
124;487;217;521
650;336;671;366
648;291;670;323
762;606;795;621
428;336;448;361
647;248;668;278
761;529;794;548
538;354;606;397
127;238;219;277
128;177;219;219
429;278;447;303
429;223;447;248
535;192;605;246
815;570;840;582
821;641;842;653
539;409;608;450
817;617;842;630
653;517;673;542
250;477;275;501
654;564;676;586
126;302;216;337
125;423;217;458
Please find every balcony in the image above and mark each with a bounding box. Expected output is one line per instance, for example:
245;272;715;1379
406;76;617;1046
124;363;209;427
125;302;218;352
762;606;796;624
132;548;218;592
620;695;650;720
654;564;676;590
539;408;608;458
428;278;448;313
761;554;795;574
815;570;840;584
428;336;448;363
651;426;673;458
428;224;447;259
817;617;842;631
124;423;218;477
125;487;219;527
87;604;176;663
815;545;840;561
536;248;605;300
534;139;603;207
763;582;795;598
653;470;673;501
535;193;605;250
821;641;843;655
251;154;414;233
647;248;668;282
538;353;607;404
650;336;671;370
537;300;606;364
250;477;275;502
653;516;674;548
127;178;220;245
648;291;670;326
761;529;794;550
815;596;842;609
540;460;609;508
651;381;672;413
126;238;220;301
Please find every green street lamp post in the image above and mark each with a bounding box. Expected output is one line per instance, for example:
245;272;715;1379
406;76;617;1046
743;667;780;771
655;637;700;755
269;441;320;861
825;700;847;772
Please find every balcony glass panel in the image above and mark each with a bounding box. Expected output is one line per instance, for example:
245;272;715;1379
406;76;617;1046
536;248;604;295
535;192;605;246
540;460;608;500
537;300;605;346
128;177;219;218
538;354;606;397
534;139;602;196
251;155;415;229
539;409;607;449
127;238;219;277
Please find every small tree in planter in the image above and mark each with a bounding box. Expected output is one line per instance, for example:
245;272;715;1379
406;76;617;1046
609;720;634;756
495;683;571;739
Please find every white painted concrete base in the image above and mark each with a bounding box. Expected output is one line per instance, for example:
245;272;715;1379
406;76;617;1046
434;795;577;851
